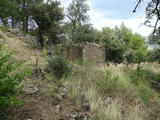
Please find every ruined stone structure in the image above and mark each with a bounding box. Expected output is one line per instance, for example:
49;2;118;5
61;43;105;64
83;43;105;64
62;45;83;61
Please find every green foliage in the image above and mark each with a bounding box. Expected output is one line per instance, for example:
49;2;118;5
71;24;98;45
155;74;160;83
0;25;8;32
30;0;64;47
99;24;147;65
95;70;128;95
67;0;90;25
22;30;37;36
75;59;92;68
105;41;124;64
0;0;21;26
129;68;157;101
138;85;153;101
147;49;160;63
148;29;160;45
129;34;147;64
99;27;125;64
124;49;135;65
47;55;71;79
66;0;91;44
0;45;32;118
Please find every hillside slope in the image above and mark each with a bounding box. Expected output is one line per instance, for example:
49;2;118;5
0;30;45;69
0;29;160;120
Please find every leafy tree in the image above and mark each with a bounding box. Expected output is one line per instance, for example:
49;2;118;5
30;0;64;47
118;23;133;48
148;48;160;63
129;34;147;64
100;27;124;64
21;0;43;32
105;40;124;64
124;49;135;66
0;0;20;26
71;24;98;45
147;49;156;63
148;28;160;47
100;27;114;45
67;0;90;43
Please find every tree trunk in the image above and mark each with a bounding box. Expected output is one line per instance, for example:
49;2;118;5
11;16;16;29
11;0;17;29
23;0;28;32
137;62;141;80
38;29;44;47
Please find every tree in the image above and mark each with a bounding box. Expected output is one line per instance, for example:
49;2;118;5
21;0;43;32
133;0;160;34
71;24;98;45
105;40;124;64
30;0;64;47
129;34;147;65
0;0;20;26
99;24;147;66
99;27;125;64
124;49;135;66
148;28;160;47
67;0;90;43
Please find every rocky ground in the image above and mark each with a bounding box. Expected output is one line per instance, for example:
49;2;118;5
0;29;92;120
1;29;160;120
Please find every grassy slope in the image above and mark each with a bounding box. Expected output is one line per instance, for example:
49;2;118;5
0;30;45;69
64;61;160;120
0;30;160;120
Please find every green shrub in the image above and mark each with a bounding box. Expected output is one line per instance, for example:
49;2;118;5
137;85;153;101
47;55;71;79
0;25;8;32
75;59;92;68
0;45;31;118
156;74;160;82
23;30;37;36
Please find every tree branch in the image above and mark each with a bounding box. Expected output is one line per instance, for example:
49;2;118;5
133;0;142;13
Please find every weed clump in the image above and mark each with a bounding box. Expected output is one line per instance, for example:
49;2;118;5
47;55;71;79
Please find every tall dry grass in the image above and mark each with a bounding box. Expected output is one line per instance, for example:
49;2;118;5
64;64;152;120
0;30;46;69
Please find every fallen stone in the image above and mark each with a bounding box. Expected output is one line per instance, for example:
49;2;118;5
21;84;39;95
56;105;60;113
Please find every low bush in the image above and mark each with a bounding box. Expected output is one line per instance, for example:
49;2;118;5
47;55;71;79
0;45;31;118
75;59;92;68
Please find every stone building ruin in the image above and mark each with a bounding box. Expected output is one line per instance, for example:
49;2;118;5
83;43;105;64
62;42;105;65
62;45;83;61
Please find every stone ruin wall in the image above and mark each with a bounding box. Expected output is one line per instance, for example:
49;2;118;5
83;43;105;65
62;45;83;61
61;43;105;64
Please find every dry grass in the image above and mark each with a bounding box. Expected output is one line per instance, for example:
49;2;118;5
64;64;152;120
0;30;46;69
1;29;160;120
142;62;160;74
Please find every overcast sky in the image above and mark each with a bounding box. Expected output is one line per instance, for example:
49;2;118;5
60;0;153;36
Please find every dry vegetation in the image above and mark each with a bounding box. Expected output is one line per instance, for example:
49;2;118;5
0;30;160;120
0;30;46;69
64;63;160;120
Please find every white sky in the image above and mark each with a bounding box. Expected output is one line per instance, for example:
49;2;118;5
60;0;153;36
